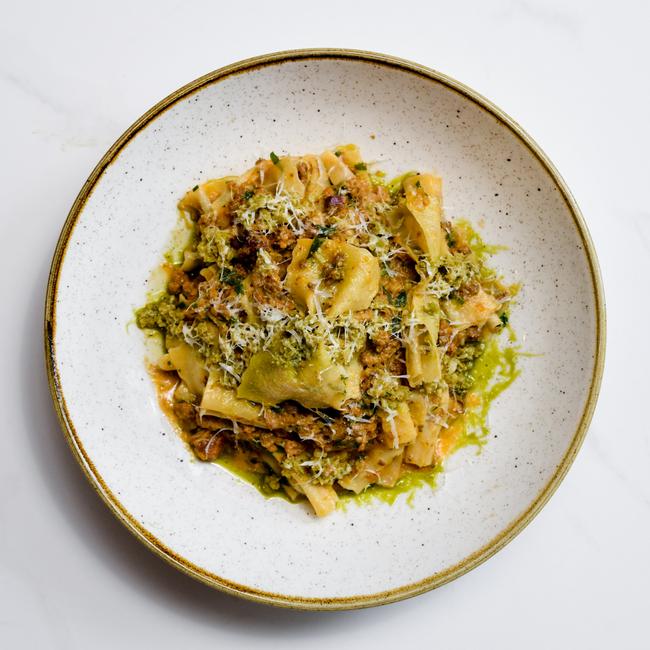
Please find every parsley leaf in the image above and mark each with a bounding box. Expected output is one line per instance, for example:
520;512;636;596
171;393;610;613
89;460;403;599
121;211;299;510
354;162;367;171
445;231;456;248
269;151;280;165
394;291;407;308
243;189;255;201
308;225;337;258
219;267;244;294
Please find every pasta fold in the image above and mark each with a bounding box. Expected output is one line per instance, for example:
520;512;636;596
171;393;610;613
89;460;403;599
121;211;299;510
399;173;443;261
338;447;404;493
285;238;380;316
300;154;330;201
297;481;339;517
404;394;441;467
279;156;305;198
200;372;268;427
443;288;500;329
321;150;354;185
381;402;418;449
167;341;208;396
403;282;442;387
237;345;361;410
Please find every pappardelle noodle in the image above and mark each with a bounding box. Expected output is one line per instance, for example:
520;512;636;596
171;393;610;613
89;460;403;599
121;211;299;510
136;145;515;516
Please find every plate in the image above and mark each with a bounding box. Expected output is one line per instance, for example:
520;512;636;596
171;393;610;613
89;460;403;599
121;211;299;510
45;49;605;609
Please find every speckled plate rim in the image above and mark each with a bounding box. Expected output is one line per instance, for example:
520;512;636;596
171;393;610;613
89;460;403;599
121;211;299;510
44;48;606;610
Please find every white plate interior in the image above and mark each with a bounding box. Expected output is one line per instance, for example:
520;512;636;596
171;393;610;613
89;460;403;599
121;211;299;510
51;56;599;603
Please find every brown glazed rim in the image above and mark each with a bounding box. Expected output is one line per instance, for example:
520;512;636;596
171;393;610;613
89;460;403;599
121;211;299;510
44;48;606;610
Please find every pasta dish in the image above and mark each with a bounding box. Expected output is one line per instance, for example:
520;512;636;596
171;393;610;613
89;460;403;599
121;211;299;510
136;145;516;516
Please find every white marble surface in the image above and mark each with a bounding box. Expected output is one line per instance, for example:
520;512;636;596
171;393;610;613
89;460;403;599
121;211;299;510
1;0;648;647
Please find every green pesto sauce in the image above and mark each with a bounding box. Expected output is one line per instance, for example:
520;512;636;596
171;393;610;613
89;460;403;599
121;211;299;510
386;170;417;195
338;465;444;510
461;337;521;447
213;453;294;502
209;338;522;511
455;218;508;260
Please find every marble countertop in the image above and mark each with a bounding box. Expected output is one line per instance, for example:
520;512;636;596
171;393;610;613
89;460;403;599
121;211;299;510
1;1;648;648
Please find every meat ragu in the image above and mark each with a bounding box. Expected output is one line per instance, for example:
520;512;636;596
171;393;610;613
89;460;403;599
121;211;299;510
136;145;516;516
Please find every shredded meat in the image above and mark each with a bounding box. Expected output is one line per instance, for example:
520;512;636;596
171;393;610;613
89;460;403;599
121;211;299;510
249;265;295;312
274;226;297;251
189;429;225;461
344;175;389;208
230;225;298;267
439;321;482;355
321;252;345;283
438;319;453;347
197;414;231;432
167;268;199;301
296;161;309;182
456;279;480;300
173;402;197;431
283;439;306;457
382;252;417;295
360;330;405;393
448;325;482;355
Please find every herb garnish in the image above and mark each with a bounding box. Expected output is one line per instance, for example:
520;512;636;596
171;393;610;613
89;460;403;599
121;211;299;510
220;267;244;294
308;225;337;257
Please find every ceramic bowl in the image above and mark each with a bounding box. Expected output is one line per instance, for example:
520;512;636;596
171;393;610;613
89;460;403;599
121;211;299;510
45;49;605;609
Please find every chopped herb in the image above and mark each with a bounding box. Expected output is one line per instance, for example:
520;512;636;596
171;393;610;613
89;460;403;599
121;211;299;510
308;237;325;257
219;267;244;294
445;231;456;248
334;150;342;157
394;291;407;308
243;189;255;201
354;162;367;171
415;179;421;188
499;313;509;326
270;151;280;165
308;225;337;257
391;315;402;334
192;185;199;191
